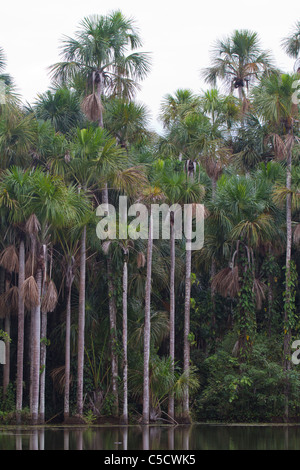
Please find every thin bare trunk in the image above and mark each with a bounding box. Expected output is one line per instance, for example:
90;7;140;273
168;221;175;420
121;259;128;424
64;258;74;421
142;212;153;425
3;314;10;396
107;255;119;417
3;275;11;396
16;239;25;423
284;147;292;422
77;226;86;417
31;267;42;424
39;245;47;423
64;285;72;420
96;77;104;128
183;212;192;423
211;177;217;328
102;180;119;416
39;312;47;422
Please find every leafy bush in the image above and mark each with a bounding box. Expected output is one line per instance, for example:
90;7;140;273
194;333;300;422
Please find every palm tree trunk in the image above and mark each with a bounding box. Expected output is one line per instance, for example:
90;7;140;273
284;146;292;422
3;275;11;396
183;214;192;423
102;178;119;416
96;76;104;128
31;267;42;424
121;258;128;424
39;310;47;423
211;176;217;328
3;271;12;396
107;255;119;417
64;283;72;421
77;225;86;417
39;245;47;423
142;211;153;425
3;314;10;396
16;239;25;423
64;259;74;421
168;220;175;421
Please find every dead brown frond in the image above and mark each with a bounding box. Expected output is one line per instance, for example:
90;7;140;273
25;214;41;236
81;93;103;121
113;166;148;197
293;223;300;244
50;365;72;394
0;293;6;319
0;245;19;273
41;280;58;314
211;266;240;298
201;157;223;180
4;286;19;315
137;252;146;268
269;134;287;161
22;276;39;310
253;278;267;310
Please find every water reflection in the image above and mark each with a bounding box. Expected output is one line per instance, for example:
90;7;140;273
1;424;300;450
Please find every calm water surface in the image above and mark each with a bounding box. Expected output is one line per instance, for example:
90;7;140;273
0;424;299;450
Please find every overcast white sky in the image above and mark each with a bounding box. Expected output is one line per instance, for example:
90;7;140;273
1;0;299;132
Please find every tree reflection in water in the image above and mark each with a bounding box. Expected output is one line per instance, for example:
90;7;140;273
2;424;300;450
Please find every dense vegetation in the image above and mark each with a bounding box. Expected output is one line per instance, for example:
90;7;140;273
0;12;300;425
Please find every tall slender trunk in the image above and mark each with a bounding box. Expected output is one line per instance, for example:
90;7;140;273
16;239;25;423
284;145;292;423
121;258;128;424
102;182;119;416
168;220;175;421
31;267;42;424
39;245;47;423
3;274;11;396
64;285;72;421
142;212;153;425
3;316;10;396
107;255;119;417
183;213;192;423
77;226;86;417
211;177;217;328
96;76;104;128
64;258;74;421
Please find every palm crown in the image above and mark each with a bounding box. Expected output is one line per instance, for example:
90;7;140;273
202;30;275;98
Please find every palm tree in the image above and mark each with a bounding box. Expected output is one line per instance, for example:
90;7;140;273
34;87;85;134
1;166;87;424
101;233;135;425
282;21;300;71
159;89;201;129
50;10;151;128
181;178;205;423
70;125;146;417
252;72;300;421
202;30;275;101
156;169;195;421
0;47;13;87
133;186;164;425
104;97;151;150
211;174;278;357
0;104;37;169
0;167;33;422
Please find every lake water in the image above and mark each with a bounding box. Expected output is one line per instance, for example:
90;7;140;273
0;424;300;450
